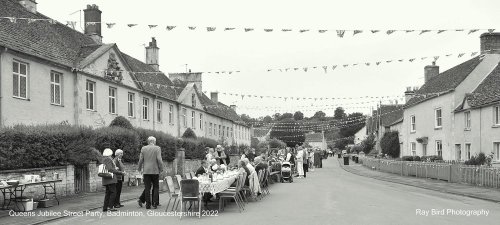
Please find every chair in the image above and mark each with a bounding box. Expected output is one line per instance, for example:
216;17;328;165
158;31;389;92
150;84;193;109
219;175;244;212
179;179;202;219
257;170;266;199
190;171;196;178
185;173;192;179
226;174;246;208
262;169;271;195
164;176;180;212
175;175;183;189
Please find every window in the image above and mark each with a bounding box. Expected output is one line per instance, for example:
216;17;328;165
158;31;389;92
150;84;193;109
182;108;187;127
169;104;174;124
227;127;229;138
436;141;442;157
108;87;117;114
494;142;500;161
465;143;471;160
422;144;427;156
199;114;203;130
192;93;197;107
410;115;416;132
209;123;213;136
435;108;442;128
86;80;95;110
213;123;217;136
13;61;28;99
222;126;225;137
494;106;500;125
157;101;162;123
464;111;471;129
231;128;233;138
411;142;416;156
219;125;222;136
127;93;135;117
50;71;62;105
191;111;196;129
142;97;149;120
455;144;462;161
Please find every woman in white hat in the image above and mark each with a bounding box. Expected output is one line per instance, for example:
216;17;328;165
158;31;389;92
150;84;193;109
101;148;124;212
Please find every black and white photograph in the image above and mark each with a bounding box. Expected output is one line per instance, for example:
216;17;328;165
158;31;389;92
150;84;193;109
1;0;500;224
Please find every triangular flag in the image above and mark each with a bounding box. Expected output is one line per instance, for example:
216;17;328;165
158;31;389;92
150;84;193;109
336;30;345;38
433;56;440;61
166;26;176;31
207;27;216;32
264;29;273;32
353;30;363;36
48;19;57;25
376;62;381;65
488;29;496;33
468;29;479;34
409;58;416;62
421;57;428;60
244;28;254;32
318;30;328;33
299;29;309;33
458;53;465;58
365;62;370;66
282;29;292;32
332;65;337;70
455;29;465;32
106;23;116;28
224;27;235;31
8;17;17;23
148;25;158;29
437;30;447;34
386;30;396;35
386;60;392;63
86;22;96;26
294;68;299;71
127;24;138;27
445;54;452;57
371;30;380;33
188;26;196;30
398;59;404;62
343;64;349;68
303;67;308;72
66;21;76;29
419;30;431;35
322;66;328;73
405;30;414;33
26;18;37;24
471;52;478;56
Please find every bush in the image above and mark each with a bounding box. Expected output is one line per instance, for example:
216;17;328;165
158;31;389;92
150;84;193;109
421;155;443;162
360;134;376;154
465;152;487;165
94;126;141;163
380;131;400;158
182;128;197;139
136;128;178;162
401;156;414;161
351;145;363;154
109;116;134;130
269;138;286;149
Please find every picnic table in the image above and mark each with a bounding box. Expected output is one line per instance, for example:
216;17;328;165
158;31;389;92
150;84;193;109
0;179;62;211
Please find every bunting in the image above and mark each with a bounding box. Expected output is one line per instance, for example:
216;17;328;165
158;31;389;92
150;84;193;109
166;26;176;31
336;30;346;38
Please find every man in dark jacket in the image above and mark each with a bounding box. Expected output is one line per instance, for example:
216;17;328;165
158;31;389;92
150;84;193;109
102;148;124;212
195;160;209;177
137;136;164;209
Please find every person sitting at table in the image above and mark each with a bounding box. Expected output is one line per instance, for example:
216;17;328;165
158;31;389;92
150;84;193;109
237;160;251;186
242;158;256;174
195;160;209;177
206;148;216;162
254;157;269;173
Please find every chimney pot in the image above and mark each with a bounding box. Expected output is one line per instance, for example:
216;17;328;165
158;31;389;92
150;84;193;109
211;92;219;104
145;37;160;71
84;4;102;44
480;33;500;54
18;0;37;14
424;63;439;83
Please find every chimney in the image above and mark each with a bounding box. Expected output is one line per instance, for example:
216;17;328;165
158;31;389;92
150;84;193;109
18;0;37;13
210;92;219;104
405;86;415;103
230;105;237;112
84;4;102;44
169;72;203;92
424;61;439;83
480;33;500;54
145;37;159;71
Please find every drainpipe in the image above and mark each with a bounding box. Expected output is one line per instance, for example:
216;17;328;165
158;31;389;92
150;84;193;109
176;102;181;137
72;69;80;126
479;107;482;155
152;95;157;131
0;47;4;127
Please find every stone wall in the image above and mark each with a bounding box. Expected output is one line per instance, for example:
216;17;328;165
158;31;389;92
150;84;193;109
0;165;75;201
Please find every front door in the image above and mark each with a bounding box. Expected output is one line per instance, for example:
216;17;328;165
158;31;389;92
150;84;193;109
455;144;462;161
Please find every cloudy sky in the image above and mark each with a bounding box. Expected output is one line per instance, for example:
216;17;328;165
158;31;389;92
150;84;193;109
38;0;500;118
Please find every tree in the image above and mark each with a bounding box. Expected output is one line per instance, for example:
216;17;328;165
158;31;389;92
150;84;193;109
109;116;133;130
334;107;346;120
240;114;254;123
279;113;294;121
273;113;282;120
182;128;197;139
312;111;326;119
270;118;305;147
339;112;365;143
380;131;400;158
360;134;376;154
263;115;273;123
293;111;304;121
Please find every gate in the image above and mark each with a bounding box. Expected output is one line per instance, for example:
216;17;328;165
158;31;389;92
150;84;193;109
74;166;89;193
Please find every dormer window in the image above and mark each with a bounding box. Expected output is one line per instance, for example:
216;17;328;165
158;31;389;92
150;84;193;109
192;93;196;107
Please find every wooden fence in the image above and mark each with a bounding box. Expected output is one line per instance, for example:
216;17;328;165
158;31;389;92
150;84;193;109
359;157;500;188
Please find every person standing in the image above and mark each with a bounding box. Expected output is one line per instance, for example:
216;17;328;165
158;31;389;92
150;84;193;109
113;149;125;208
302;148;309;178
216;145;227;165
137;136;164;209
296;147;304;178
102;148;123;212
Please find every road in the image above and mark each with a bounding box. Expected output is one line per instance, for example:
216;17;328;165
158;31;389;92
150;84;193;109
45;158;500;225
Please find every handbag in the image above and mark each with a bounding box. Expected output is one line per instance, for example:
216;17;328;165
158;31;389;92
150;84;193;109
98;164;113;178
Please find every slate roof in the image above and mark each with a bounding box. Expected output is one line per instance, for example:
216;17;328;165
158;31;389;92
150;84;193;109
379;104;404;127
467;64;500;108
305;133;324;142
405;57;482;108
0;0;97;67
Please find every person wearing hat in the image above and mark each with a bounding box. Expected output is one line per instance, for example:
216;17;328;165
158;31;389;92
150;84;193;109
113;149;125;208
295;147;305;178
102;148;124;212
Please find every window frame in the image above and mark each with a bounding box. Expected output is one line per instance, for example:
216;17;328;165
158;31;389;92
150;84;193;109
435;108;442;128
127;92;135;118
199;113;203;130
192;93;197;108
108;87;117;114
494;106;500;126
142;97;150;121
157;101;163;123
191;111;196;129
182;108;187;128
465;143;471;160
410;115;416;132
494;142;500;161
85;80;96;111
50;71;63;106
209;123;213;136
12;60;29;99
168;104;174;125
436;140;443;157
464;111;471;130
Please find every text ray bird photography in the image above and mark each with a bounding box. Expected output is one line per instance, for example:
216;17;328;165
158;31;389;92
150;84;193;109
1;0;500;225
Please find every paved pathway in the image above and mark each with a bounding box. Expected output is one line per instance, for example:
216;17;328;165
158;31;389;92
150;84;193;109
3;158;500;225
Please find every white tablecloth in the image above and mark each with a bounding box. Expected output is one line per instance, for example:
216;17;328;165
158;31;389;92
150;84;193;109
199;175;238;195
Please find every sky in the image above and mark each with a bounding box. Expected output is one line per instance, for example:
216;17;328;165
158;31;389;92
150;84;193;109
37;0;500;118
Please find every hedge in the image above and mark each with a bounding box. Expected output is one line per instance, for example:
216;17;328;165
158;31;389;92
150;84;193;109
380;131;400;158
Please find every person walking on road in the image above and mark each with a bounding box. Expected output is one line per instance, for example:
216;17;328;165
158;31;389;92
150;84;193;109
113;149;125;208
296;147;304;178
137;136;164;209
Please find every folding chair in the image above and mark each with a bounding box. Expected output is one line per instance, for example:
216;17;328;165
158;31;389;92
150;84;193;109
179;179;202;219
219;175;245;213
164;176;180;211
175;174;182;189
190;171;196;178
